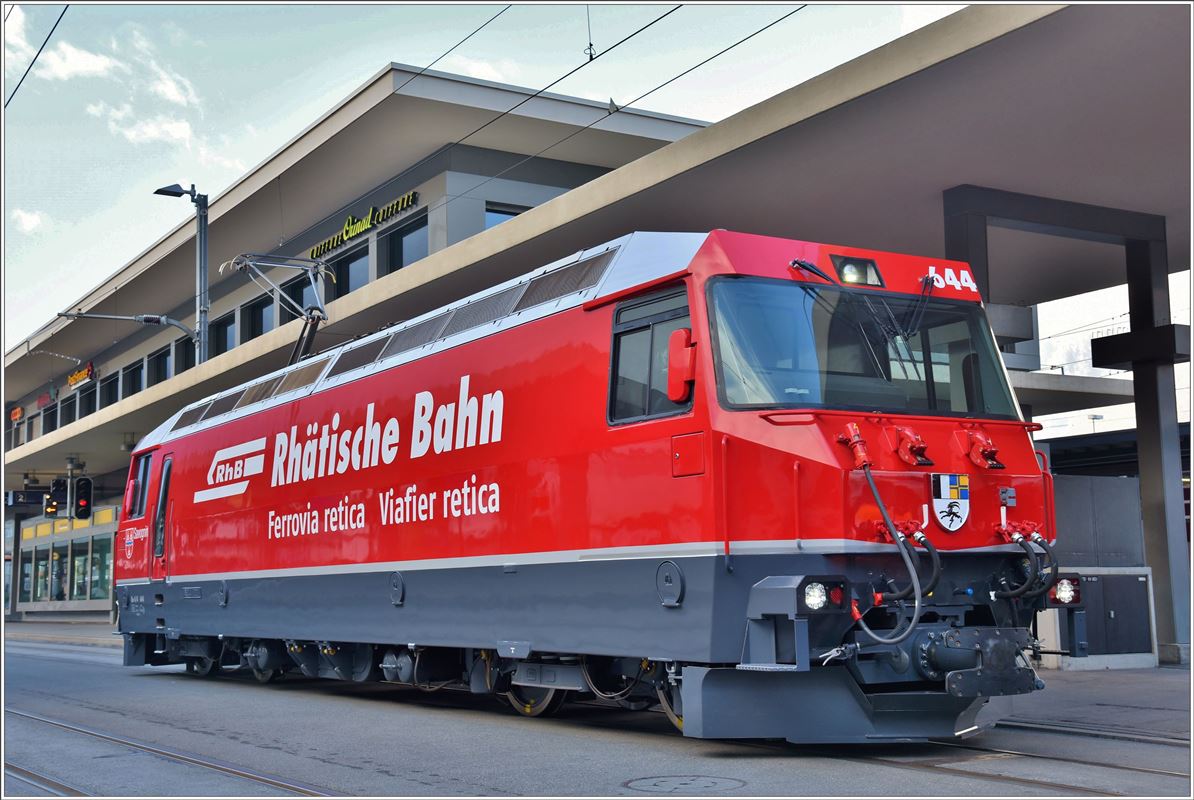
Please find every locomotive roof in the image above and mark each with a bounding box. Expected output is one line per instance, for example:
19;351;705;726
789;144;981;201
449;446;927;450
136;231;710;451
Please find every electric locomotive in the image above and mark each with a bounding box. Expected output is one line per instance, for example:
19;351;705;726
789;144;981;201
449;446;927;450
115;230;1085;743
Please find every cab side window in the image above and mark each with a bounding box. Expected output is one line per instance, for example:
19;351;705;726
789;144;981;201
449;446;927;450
129;453;153;518
609;288;692;423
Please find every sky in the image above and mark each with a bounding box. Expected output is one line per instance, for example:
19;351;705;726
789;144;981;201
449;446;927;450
2;2;963;346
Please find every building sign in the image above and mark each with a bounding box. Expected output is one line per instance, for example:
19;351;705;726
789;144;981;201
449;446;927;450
36;387;58;409
66;362;95;389
9;406;23;423
309;190;419;259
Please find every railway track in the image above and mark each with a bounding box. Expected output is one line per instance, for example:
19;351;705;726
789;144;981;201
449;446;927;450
5;763;89;797
4;709;333;797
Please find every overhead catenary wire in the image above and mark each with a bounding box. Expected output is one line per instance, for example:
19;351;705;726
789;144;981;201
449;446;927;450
274;5;681;253
426;5;808;222
5;4;68;109
393;4;511;97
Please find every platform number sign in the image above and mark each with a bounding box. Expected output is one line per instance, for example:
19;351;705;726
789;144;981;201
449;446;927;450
927;265;979;294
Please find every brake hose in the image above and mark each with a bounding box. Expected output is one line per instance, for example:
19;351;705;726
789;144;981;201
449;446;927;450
1022;533;1059;599
911;531;942;596
858;464;922;645
993;535;1040;598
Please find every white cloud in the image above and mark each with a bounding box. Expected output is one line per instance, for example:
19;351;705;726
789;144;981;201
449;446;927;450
198;142;245;172
438;54;521;84
114;115;193;146
148;61;199;107
33;42;126;80
4;6;35;72
11;208;48;234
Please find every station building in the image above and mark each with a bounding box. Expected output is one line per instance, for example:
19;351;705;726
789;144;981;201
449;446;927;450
4;5;1189;664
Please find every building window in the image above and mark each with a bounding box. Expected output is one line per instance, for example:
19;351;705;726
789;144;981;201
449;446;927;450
19;550;32;603
175;337;195;374
122;360;144;398
78;384;97;418
282;276;320;324
147;346;171;386
26;413;39;441
484;203;528;229
33;546;49;601
70;538;90;600
59;394;77;427
41;403;57;434
243;295;274;341
210;312;237;356
100;374;120;408
384;214;429;275
330;246;369;300
90;535;112;600
9;418;23;449
51;541;68;601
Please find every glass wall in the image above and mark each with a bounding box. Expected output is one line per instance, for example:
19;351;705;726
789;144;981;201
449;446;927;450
100;375;120;408
175;337;195;374
90;535;112;599
210;313;236;357
147;346;171;386
384;215;429;275
19;550;32;602
331;246;369;300
59;394;77;427
484;203;527;229
70;538;90;599
243;295;274;341
33;546;50;601
78;384;97;418
51;541;68;601
41;403;57;434
121;360;143;398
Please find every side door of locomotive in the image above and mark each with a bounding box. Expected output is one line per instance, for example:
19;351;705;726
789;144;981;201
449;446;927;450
148;452;174;582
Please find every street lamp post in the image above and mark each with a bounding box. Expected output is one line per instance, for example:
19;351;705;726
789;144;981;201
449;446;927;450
154;183;209;364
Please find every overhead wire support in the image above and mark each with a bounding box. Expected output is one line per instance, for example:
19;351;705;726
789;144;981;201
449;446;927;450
5;4;68;109
431;4;807;220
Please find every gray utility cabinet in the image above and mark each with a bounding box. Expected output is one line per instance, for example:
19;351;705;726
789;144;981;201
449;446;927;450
1051;475;1153;655
1060;574;1153;655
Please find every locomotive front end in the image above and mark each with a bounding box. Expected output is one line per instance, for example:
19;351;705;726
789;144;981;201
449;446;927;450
682;239;1086;743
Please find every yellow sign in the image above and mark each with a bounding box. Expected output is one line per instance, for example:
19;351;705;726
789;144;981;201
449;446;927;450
309;191;419;259
66;362;95;389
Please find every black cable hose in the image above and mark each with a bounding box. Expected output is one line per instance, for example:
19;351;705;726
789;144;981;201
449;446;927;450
881;538;920;601
913;534;942;596
857;465;922;645
993;538;1040;599
1022;535;1059;599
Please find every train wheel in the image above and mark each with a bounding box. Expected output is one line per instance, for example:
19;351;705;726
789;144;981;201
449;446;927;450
506;686;567;717
187;656;222;678
251;667;283;684
655;683;683;732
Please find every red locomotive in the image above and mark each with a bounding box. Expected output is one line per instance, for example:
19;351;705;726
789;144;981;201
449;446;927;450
116;230;1084;743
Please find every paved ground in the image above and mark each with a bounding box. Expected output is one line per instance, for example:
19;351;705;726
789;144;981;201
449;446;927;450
3;623;1190;797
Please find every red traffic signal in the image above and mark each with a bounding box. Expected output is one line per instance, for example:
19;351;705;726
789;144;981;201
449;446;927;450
73;477;93;520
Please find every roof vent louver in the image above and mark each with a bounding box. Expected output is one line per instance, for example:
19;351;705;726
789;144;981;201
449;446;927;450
379;312;452;360
172;403;210;431
441;285;524;338
514;250;613;312
327;335;392;378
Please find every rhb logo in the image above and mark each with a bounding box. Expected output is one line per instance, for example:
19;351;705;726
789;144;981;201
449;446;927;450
194;438;267;503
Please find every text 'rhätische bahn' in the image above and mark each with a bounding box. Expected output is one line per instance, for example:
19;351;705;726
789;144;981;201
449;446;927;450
115;230;1084;743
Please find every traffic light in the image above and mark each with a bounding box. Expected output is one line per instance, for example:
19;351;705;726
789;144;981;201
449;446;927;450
73;477;93;520
44;478;68;518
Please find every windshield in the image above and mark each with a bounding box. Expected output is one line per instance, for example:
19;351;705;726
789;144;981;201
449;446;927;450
708;277;1019;419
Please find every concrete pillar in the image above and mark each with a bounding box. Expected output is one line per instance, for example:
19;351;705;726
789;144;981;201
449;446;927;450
1125;238;1190;663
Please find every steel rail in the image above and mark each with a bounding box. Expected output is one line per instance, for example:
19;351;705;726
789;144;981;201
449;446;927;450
5;708;333;797
995;718;1190;747
5;763;89;797
931;740;1190;779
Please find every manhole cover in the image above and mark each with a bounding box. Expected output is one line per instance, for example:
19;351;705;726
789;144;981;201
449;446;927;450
625;776;745;794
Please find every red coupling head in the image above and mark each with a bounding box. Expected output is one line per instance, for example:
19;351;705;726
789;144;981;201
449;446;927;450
966;430;1005;470
994;521;1040;543
850;599;863;621
837;422;871;469
894;426;934;467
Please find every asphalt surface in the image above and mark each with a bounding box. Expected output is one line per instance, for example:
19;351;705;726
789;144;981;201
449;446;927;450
2;639;1190;797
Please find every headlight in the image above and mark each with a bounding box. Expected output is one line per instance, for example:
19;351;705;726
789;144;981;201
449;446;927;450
1054;579;1076;604
804;582;827;611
